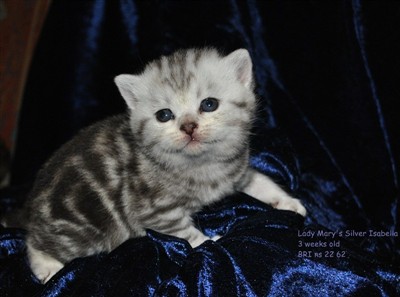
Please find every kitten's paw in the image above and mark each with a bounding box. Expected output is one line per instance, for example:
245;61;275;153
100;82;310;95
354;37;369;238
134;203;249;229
190;235;220;247
27;245;64;284
274;197;307;217
189;234;211;248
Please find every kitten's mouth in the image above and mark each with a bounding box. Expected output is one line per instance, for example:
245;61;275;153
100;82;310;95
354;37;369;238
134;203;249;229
185;137;201;147
183;137;224;154
181;136;205;153
184;136;223;147
179;134;224;155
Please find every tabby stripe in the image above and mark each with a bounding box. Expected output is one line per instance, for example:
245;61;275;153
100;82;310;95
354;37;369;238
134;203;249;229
90;131;121;187
145;216;186;231
226;157;248;179
135;118;149;144
83;152;109;187
233;168;253;191
154;58;163;71
73;183;118;233
121;177;134;225
35;222;103;262
63;191;104;235
231;100;248;110
184;71;194;90
141;150;170;172
144;208;187;232
155;219;190;234
139;202;183;221
72;156;130;237
159;146;183;154
167;78;179;91
47;235;82;262
193;49;202;66
111;183;133;234
52;220;105;248
169;71;180;91
214;146;248;164
49;166;85;225
120;119;136;145
116;132;132;163
104;155;121;189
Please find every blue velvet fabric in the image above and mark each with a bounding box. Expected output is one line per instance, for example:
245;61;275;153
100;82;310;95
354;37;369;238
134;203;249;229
1;0;399;296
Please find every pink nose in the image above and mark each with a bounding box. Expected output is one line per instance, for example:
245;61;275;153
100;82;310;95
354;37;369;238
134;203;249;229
180;122;198;135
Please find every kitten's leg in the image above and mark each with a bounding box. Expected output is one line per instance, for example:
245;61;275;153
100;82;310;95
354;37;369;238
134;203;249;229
27;243;64;284
242;169;307;216
152;214;213;248
174;224;212;247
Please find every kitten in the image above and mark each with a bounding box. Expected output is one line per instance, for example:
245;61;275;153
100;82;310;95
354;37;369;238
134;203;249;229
19;48;306;283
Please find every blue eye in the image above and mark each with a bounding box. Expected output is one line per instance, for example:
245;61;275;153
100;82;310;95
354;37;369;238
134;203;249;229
155;109;174;122
200;97;219;112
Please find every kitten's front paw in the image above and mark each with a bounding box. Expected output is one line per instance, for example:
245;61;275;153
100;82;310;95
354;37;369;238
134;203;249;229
189;235;221;247
189;234;211;248
274;197;307;217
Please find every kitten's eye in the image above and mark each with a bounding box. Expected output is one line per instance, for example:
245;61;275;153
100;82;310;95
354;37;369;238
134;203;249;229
155;109;174;122
200;97;219;112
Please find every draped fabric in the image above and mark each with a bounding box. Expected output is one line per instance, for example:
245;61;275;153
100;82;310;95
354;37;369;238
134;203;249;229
1;0;399;296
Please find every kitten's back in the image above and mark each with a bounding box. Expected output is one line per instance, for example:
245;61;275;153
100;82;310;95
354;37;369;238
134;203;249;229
26;114;136;262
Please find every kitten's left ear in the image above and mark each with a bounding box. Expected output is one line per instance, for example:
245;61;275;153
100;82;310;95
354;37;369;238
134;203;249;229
224;49;253;89
114;74;140;110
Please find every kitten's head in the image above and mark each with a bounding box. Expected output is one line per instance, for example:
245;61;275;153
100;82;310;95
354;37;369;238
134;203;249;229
115;48;256;164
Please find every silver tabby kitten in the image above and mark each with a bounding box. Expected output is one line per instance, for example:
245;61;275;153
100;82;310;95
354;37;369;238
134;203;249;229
23;48;306;283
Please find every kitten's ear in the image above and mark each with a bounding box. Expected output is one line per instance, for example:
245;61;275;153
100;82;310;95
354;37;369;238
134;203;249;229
224;49;253;89
114;74;140;110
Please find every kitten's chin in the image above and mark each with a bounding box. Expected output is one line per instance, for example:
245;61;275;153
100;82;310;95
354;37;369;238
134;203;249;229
180;135;226;157
182;139;205;156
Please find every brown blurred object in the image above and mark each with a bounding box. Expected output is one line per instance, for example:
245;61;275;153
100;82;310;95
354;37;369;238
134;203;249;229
0;0;51;187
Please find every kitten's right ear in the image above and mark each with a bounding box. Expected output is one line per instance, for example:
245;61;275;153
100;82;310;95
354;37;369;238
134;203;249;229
114;74;139;110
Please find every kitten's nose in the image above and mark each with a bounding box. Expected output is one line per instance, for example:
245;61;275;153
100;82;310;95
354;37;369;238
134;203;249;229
180;122;198;135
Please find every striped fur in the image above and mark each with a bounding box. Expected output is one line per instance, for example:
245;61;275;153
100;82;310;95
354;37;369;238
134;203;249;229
24;48;262;282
